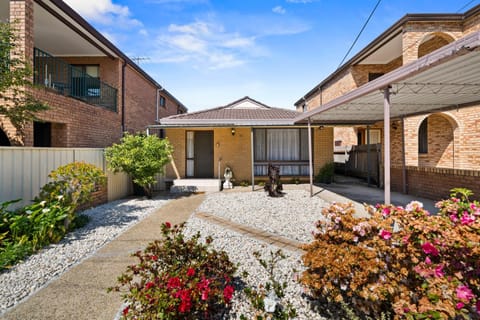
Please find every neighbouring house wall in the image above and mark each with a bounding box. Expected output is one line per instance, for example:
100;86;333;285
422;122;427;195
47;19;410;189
390;105;480;171
25;88;122;147
391;166;480;201
402;21;463;64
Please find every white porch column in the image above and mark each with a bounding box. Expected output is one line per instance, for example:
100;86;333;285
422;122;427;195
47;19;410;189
308;118;314;197
383;87;391;205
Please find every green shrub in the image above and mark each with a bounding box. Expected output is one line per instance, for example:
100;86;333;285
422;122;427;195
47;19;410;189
315;162;334;184
109;222;237;319
105;133;173;198
0;198;70;271
36;161;106;229
0;162;104;271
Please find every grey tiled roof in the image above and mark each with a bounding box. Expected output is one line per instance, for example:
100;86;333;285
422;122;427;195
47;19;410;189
160;96;300;126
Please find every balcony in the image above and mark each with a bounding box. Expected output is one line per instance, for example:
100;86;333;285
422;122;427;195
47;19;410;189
33;48;117;112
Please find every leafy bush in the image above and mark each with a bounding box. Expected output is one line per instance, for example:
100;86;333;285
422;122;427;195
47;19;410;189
109;222;237;319
105;133;173;198
0;162;105;271
301;189;480;319
0;198;70;271
36;161;106;229
315;162;334;184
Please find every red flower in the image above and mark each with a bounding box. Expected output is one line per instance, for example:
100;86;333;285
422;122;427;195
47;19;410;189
456;285;474;301
177;290;192;313
167;277;181;290
165;222;171;228
379;229;392;240
122;306;129;316
421;242;439;256
223;285;234;303
145;281;155;290
151;255;158;261
186;268;195;277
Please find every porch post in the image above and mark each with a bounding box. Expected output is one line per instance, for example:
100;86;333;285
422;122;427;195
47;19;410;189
401;117;407;194
308;118;314;197
367;125;371;187
383;87;391;205
251;128;255;191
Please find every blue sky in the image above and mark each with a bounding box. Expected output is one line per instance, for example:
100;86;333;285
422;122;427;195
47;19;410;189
64;0;479;111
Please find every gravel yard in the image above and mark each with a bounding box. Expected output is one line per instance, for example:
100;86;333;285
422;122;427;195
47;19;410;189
2;188;332;319
0;196;172;314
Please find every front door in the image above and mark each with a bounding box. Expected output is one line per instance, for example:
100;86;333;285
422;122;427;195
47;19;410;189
194;131;214;178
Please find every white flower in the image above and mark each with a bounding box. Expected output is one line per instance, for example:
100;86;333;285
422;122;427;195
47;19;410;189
405;201;423;212
26;210;32;215
40;200;47;207
42;208;50;213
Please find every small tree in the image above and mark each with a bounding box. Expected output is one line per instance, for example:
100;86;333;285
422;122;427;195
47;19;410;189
0;21;48;138
105;133;173;198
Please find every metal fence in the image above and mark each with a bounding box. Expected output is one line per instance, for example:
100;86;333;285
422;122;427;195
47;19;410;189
0;147;131;209
33;48;117;112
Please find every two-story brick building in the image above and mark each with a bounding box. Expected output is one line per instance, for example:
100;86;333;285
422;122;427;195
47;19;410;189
1;0;186;148
295;5;480;201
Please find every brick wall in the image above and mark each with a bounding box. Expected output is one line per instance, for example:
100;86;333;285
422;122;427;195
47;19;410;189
165;127;332;183
391;166;480;201
25;88;122;147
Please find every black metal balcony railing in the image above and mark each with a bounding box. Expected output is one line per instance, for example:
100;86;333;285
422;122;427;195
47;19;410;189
33;48;117;112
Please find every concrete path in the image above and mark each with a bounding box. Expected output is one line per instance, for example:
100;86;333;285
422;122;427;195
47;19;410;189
1;193;205;320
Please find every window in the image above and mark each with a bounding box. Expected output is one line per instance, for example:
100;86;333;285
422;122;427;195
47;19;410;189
418;119;428;154
159;96;166;108
254;128;310;176
302;104;307;112
71;65;100;97
368;73;384;82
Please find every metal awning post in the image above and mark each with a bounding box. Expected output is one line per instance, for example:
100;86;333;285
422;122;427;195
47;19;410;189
308;118;313;197
383;87;391;205
251;128;255;191
367;125;371;187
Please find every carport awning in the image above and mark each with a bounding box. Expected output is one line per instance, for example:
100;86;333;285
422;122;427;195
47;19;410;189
295;30;480;125
295;30;480;204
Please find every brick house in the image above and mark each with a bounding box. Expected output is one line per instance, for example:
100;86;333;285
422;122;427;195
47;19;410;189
153;96;332;191
0;0;186;148
294;5;480;201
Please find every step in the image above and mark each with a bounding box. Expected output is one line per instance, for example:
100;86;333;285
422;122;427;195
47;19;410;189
170;179;221;193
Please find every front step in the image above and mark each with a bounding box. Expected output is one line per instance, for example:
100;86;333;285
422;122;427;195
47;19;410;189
170;179;222;193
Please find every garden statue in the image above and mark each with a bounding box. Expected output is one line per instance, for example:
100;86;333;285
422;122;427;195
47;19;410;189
264;163;283;197
223;166;233;189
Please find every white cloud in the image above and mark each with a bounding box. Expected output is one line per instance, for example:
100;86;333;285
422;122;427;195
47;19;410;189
153;19;256;69
272;6;286;14
64;0;142;27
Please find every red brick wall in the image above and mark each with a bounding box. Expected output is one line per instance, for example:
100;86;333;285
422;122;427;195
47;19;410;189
392;166;480;201
26;88;122;147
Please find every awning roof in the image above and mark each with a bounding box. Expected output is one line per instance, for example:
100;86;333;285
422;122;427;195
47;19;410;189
295;30;480;125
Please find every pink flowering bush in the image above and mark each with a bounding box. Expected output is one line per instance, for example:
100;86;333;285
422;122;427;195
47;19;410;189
109;222;236;319
301;188;480;319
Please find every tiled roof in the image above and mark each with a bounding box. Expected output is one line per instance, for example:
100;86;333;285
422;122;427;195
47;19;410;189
160;96;300;126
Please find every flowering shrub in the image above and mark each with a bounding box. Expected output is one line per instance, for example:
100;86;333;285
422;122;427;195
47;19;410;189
301;188;480;319
109;222;237;319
